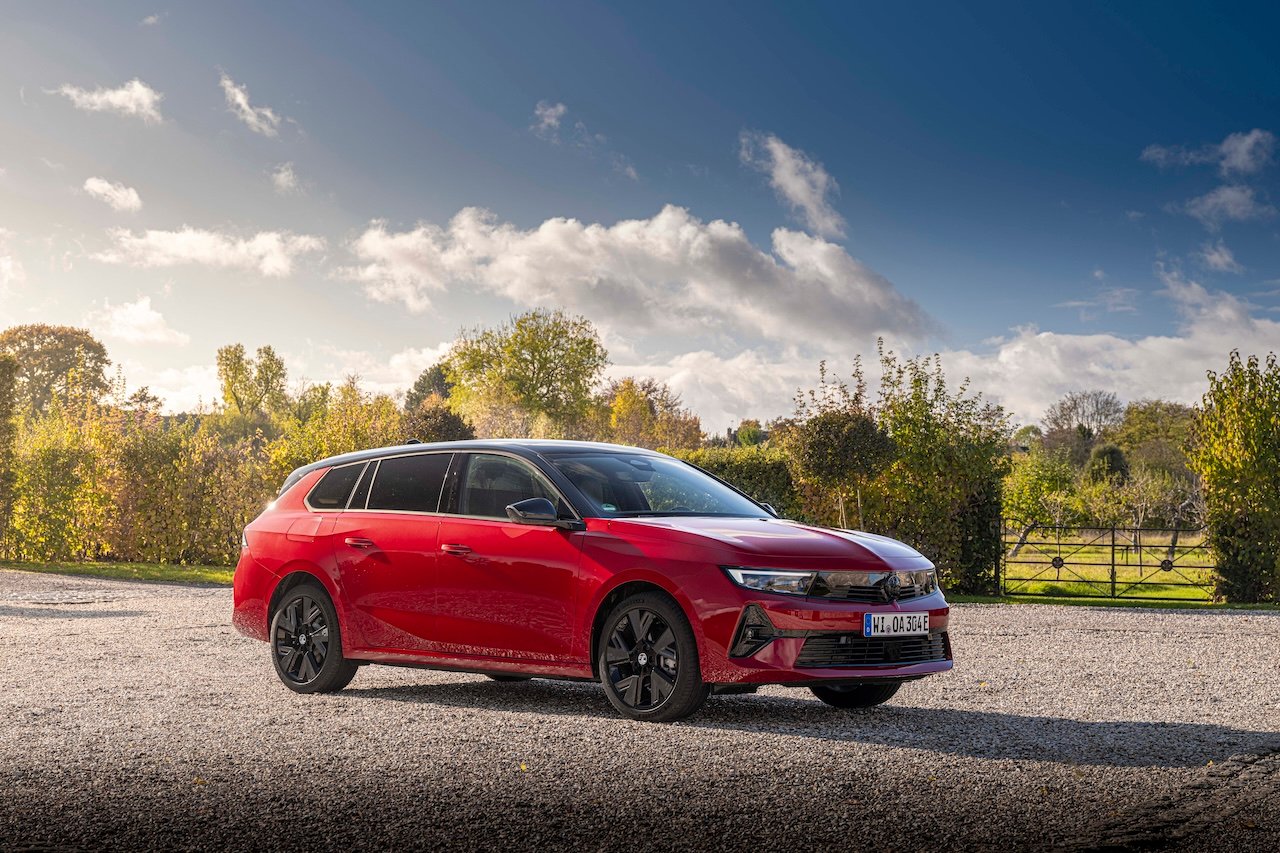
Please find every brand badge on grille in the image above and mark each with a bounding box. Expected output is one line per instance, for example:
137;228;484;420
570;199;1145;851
880;573;902;602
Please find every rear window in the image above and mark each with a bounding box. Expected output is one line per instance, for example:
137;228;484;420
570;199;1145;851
306;462;366;510
368;453;452;513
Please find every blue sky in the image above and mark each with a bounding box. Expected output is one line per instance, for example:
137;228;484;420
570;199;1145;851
2;1;1277;428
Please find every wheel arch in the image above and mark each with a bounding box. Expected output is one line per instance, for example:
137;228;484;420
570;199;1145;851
267;564;339;628
587;578;702;681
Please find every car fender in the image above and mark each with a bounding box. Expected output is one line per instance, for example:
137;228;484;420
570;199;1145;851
579;566;709;674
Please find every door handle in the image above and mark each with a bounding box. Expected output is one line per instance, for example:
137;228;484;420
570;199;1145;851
344;537;376;549
441;543;472;556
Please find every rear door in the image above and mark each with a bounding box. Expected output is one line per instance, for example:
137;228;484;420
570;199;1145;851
434;452;584;662
330;452;452;653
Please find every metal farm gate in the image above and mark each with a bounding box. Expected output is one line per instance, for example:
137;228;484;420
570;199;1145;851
999;522;1215;601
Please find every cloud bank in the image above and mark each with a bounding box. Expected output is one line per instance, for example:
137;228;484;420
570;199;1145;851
340;205;930;345
97;226;323;277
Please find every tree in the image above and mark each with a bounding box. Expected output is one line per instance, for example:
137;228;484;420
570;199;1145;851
445;310;609;431
0;354;17;547
1084;443;1129;483
867;345;1011;593
403;394;475;443
216;344;288;418
269;377;403;478
1187;351;1280;602
405;363;452;411
1042;390;1124;467
735;419;764;447
1109;399;1194;479
602;377;703;450
1043;390;1124;437
0;324;110;414
1011;424;1042;451
783;361;895;530
1003;447;1076;526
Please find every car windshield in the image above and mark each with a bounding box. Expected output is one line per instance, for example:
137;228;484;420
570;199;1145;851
546;453;768;518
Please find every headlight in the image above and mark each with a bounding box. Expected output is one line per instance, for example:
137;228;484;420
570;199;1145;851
722;566;815;596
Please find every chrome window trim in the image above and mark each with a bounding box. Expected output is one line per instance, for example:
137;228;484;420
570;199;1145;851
303;461;369;513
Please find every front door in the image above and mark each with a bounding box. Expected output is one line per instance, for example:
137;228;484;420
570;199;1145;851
331;452;452;653
434;453;584;662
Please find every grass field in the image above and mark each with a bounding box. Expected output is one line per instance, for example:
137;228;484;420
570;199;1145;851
0;560;235;586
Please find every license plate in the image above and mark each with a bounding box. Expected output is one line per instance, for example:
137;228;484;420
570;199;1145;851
863;612;929;637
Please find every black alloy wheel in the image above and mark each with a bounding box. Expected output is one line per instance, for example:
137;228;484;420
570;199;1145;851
598;593;708;722
270;582;358;694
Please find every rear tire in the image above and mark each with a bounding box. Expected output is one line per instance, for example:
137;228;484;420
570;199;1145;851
597;592;708;722
809;682;900;709
269;582;358;694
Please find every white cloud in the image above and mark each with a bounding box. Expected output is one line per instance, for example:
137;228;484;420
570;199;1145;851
739;131;845;239
302;342;455;401
1092;268;1106;280
1054;287;1139;316
124;362;220;413
612;154;639;181
96;226;323;277
271;162;299;194
55;79;163;123
1142;128;1275;176
340;204;931;344
1;228;26;304
83;177;142;212
89;296;189;345
140;13;163;26
1182;185;1276;230
1197;239;1244;273
219;73;281;137
942;267;1280;423
610;348;815;432
531;101;567;140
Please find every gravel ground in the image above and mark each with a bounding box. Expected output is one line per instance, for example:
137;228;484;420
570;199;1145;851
1;568;1277;851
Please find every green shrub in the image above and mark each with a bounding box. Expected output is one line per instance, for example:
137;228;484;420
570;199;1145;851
1187;351;1280;602
669;446;810;522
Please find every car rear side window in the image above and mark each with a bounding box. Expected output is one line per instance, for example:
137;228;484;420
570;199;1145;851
367;453;452;513
307;462;366;510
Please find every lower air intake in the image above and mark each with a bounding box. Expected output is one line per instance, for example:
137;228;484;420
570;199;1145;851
795;632;949;668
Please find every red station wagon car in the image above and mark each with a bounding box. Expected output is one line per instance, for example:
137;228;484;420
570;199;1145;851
233;440;952;721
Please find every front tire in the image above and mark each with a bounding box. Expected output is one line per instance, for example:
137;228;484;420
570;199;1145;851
809;681;900;709
597;592;708;723
269;582;358;694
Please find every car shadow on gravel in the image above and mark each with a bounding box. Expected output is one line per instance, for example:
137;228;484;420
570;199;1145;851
346;679;1278;769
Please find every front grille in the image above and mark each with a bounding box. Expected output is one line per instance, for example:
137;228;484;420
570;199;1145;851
819;583;931;604
795;631;949;668
806;570;936;603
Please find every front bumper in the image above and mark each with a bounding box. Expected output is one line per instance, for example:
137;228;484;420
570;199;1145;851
699;590;953;685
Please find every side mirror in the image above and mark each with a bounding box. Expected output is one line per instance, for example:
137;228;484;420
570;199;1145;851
505;498;586;530
506;497;558;524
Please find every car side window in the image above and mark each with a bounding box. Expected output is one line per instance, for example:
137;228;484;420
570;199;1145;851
459;454;560;519
307;462;366;510
367;453;452;513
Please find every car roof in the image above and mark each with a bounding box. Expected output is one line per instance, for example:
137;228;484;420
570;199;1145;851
279;438;665;496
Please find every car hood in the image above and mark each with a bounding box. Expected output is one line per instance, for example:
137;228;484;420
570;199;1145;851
606;516;931;569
